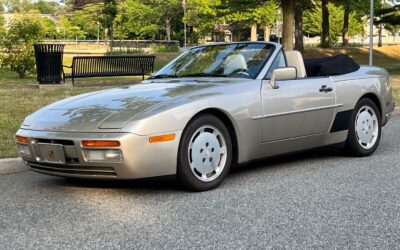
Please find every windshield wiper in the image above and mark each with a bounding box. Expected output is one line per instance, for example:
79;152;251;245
179;73;227;78
149;74;179;79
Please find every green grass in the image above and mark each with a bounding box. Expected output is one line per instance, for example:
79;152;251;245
0;68;36;86
0;86;110;158
0;48;398;158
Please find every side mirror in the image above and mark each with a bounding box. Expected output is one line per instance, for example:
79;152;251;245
270;67;297;89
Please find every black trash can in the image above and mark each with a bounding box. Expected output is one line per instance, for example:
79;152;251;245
33;44;65;84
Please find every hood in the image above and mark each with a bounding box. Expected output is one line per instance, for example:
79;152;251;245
22;80;219;132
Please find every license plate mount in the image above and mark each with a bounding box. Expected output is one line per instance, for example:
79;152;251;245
38;143;66;164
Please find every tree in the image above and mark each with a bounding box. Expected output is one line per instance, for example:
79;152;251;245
218;0;278;41
0;15;44;78
100;0;117;48
294;0;304;52
304;1;364;45
58;16;87;40
0;15;5;36
342;0;350;46
32;0;57;14
333;0;370;46
321;0;330;48
281;0;295;50
0;0;22;13
375;3;400;26
147;0;182;41
68;3;103;39
116;0;158;39
41;18;58;39
184;0;221;42
385;23;400;42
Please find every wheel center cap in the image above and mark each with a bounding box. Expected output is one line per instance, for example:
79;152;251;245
364;123;369;132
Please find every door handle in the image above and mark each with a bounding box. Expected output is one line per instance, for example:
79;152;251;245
319;85;333;93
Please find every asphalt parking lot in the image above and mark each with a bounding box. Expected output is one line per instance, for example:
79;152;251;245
1;117;399;249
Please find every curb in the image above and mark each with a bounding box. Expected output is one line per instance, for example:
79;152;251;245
393;107;400;116
0;158;28;175
0;108;399;175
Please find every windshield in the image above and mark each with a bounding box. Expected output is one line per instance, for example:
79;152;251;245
151;43;275;79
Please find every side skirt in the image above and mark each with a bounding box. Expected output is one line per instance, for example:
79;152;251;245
239;130;348;165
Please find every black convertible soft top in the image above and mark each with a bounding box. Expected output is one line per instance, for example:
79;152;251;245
304;54;360;77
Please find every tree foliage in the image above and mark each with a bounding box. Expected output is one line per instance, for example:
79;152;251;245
0;0;395;48
376;4;400;26
0;16;44;78
304;1;364;45
32;0;57;14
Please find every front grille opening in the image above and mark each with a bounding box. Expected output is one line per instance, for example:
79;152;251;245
27;161;117;177
36;138;75;146
66;157;80;164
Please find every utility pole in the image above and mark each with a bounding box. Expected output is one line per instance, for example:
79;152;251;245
369;0;374;66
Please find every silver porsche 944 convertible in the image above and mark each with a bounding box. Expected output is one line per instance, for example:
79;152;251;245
16;42;395;191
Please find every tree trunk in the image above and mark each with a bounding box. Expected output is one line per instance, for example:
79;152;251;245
104;28;108;46
378;0;384;47
166;18;171;42
321;0;330;48
294;0;304;52
109;26;114;51
251;24;257;41
342;0;350;47
264;26;271;41
18;71;26;79
281;0;295;50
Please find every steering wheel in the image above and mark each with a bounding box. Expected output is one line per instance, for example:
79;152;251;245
229;68;252;78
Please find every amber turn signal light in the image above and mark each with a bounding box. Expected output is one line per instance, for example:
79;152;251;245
149;134;176;143
81;140;121;147
16;135;29;143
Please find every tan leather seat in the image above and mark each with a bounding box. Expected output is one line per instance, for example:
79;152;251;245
223;54;248;75
285;50;307;78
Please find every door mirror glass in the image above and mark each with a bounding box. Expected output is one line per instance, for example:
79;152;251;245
270;67;297;89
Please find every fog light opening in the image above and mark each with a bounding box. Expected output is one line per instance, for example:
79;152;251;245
83;149;123;162
18;144;31;157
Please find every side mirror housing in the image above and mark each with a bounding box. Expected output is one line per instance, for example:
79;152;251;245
270;67;297;89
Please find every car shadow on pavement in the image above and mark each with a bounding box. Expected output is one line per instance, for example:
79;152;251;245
43;175;180;192
230;146;346;176
38;146;346;192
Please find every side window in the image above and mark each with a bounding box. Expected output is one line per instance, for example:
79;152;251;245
265;50;287;79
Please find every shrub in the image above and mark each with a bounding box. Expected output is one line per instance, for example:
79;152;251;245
106;47;145;55
0;16;44;78
150;43;180;53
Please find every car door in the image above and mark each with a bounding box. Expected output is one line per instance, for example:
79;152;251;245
260;52;336;142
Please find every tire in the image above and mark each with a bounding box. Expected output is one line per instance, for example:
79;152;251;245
177;114;233;191
345;98;381;156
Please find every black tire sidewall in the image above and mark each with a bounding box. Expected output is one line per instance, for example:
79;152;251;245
346;98;382;156
177;114;233;191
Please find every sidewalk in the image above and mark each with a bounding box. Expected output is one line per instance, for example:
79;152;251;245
0;158;28;175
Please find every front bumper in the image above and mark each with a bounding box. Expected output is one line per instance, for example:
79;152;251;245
16;129;182;179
